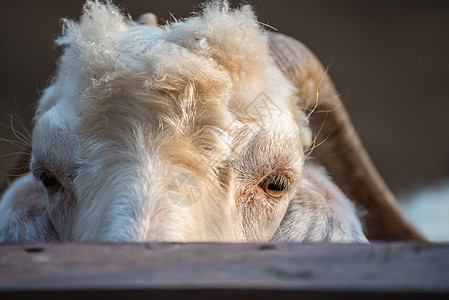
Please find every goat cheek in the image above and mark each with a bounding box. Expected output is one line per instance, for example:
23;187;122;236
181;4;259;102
240;189;283;241
47;188;76;238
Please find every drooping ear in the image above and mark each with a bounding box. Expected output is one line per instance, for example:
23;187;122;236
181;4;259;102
0;173;59;242
272;164;367;243
269;32;426;241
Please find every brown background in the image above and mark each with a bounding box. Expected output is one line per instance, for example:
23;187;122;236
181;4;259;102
0;0;448;195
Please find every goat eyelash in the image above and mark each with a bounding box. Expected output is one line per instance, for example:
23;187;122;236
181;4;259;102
258;174;290;198
31;164;60;188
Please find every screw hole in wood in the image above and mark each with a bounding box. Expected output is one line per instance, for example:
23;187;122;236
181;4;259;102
25;247;44;253
258;244;275;251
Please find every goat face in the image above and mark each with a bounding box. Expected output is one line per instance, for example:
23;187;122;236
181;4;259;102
2;1;367;242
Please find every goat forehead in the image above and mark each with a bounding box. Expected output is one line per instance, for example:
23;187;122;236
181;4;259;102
39;1;288;118
33;1;305;178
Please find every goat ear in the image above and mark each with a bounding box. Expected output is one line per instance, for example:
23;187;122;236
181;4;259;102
273;164;367;242
0;173;59;242
269;32;426;241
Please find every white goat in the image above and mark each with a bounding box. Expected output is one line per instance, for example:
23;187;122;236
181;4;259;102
0;1;423;243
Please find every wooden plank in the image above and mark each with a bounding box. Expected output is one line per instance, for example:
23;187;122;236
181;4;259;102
0;242;448;299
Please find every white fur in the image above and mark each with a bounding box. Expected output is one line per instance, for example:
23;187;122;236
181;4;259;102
400;180;449;242
0;174;58;242
0;1;366;243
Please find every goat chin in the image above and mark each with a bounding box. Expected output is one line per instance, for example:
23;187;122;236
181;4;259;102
0;1;368;243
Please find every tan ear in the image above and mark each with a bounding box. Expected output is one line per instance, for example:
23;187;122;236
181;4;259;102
272;164;367;243
269;32;426;241
0;173;59;242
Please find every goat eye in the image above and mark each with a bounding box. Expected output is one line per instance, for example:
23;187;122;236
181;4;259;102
41;172;59;188
260;176;287;198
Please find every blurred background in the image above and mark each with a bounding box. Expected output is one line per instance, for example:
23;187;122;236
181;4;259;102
0;1;448;238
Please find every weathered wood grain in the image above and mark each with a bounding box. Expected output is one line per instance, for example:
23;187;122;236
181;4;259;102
0;242;448;299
